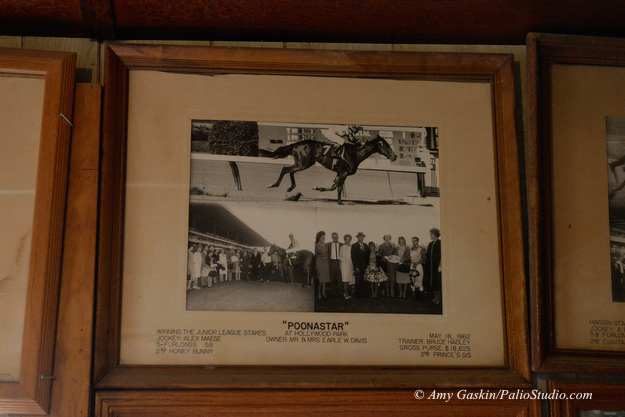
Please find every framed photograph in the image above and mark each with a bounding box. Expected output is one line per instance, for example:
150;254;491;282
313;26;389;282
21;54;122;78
0;48;76;414
549;380;625;417
94;389;542;417
528;33;625;373
95;44;529;388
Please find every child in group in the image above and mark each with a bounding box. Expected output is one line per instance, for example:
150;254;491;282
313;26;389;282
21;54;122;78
364;241;388;298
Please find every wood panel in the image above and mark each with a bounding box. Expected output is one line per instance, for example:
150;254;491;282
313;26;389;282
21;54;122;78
47;84;100;417
0;36;21;48
94;389;542;417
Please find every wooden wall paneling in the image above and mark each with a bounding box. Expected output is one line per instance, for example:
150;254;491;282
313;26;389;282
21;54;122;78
47;83;101;417
23;37;100;83
210;41;284;48
0;36;21;48
284;43;393;51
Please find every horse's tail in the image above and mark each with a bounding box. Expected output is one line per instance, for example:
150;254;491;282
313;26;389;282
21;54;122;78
259;142;298;159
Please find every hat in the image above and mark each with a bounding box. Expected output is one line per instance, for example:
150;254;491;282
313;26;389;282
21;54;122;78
356;232;366;237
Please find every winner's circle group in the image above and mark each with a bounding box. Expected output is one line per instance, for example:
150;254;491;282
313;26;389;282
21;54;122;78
314;228;441;303
186;227;442;306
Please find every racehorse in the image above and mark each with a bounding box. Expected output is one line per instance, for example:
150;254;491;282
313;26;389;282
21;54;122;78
260;135;398;204
267;244;315;286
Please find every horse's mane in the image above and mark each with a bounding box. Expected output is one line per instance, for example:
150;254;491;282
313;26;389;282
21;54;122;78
361;135;385;147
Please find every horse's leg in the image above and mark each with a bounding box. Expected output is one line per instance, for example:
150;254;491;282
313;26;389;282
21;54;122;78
314;173;349;204
270;146;316;191
302;259;309;287
306;260;312;286
313;175;341;192
270;163;313;191
287;172;297;192
269;166;288;188
335;173;349;205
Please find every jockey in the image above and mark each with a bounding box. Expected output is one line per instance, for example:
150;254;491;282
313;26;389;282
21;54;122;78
320;125;364;167
286;233;299;253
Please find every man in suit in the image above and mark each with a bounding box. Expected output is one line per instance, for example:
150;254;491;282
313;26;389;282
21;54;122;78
327;232;343;296
351;232;370;298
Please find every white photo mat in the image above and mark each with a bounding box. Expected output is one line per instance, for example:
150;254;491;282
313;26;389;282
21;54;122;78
119;70;504;366
0;76;44;381
552;64;625;352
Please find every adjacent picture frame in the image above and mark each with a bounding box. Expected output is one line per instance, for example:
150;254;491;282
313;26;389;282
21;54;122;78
95;44;529;389
528;33;625;374
548;379;625;417
0;48;76;414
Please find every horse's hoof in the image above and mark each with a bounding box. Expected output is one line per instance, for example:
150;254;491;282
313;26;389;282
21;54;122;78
287;187;295;192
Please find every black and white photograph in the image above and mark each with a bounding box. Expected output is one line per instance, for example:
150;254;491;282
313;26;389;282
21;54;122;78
607;116;625;302
186;120;442;315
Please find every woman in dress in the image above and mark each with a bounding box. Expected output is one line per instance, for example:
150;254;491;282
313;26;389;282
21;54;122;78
364;241;387;298
339;234;354;299
218;249;228;282
378;234;397;297
191;244;202;290
395;236;412;298
424;228;442;304
315;231;330;298
206;247;216;287
232;249;241;281
187;243;195;290
199;245;210;287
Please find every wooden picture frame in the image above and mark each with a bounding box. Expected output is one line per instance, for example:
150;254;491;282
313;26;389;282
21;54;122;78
95;44;529;389
549;379;625;417
0;48;76;414
528;33;625;374
95;389;542;417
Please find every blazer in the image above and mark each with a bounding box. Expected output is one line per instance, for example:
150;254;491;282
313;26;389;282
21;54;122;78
351;241;370;272
326;240;343;261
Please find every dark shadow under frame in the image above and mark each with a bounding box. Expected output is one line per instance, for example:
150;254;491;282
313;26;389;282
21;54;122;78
549;379;625;417
94;43;530;390
528;32;625;374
